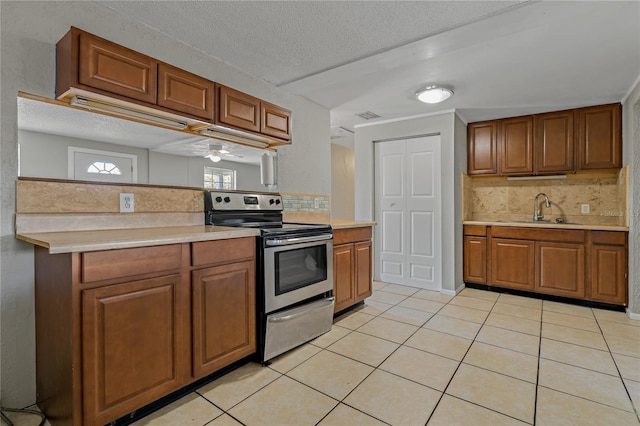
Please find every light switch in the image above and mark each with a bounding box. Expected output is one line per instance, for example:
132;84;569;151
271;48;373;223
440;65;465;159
120;193;135;213
581;204;590;214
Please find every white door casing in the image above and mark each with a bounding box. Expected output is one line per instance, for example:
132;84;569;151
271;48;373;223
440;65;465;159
374;135;442;290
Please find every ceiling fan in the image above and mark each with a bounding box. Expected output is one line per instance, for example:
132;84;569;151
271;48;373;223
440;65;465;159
204;143;242;162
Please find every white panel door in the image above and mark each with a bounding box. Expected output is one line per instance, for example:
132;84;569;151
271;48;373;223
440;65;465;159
374;135;441;289
375;142;405;283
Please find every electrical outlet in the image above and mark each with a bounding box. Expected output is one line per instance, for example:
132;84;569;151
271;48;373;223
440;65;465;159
120;193;135;213
581;203;590;214
314;197;321;209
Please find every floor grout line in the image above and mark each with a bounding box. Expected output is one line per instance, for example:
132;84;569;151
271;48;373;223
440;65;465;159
134;283;639;426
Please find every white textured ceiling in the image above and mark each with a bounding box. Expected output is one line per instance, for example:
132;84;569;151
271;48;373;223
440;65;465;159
90;1;640;146
99;1;526;86
98;0;640;145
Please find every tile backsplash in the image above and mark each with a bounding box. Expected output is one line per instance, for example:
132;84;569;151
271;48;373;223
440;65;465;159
280;192;330;224
463;168;628;226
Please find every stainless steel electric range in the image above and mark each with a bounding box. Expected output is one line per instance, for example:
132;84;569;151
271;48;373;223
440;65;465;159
204;191;334;362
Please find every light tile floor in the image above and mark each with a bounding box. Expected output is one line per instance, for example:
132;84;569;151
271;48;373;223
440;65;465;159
8;283;640;426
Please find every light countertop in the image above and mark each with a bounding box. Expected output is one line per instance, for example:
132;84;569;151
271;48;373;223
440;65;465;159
463;220;628;232
16;225;260;254
330;220;377;229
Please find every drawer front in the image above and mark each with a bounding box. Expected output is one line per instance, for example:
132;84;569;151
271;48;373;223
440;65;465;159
490;226;585;243
192;237;255;267
82;244;183;283
463;225;487;236
591;231;626;246
333;227;372;245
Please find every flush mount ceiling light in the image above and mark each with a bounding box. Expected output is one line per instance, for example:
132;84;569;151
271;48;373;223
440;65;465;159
415;86;454;104
205;144;223;163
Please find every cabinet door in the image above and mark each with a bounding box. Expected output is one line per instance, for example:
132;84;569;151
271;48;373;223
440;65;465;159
490;238;534;291
468;121;498;175
78;31;157;104
590;244;626;304
534;110;575;174
500;116;533;175
333;243;355;313
216;85;260;132
158;63;214;120
578;104;621;170
354;240;373;302
192;260;256;378
535;242;585;298
464;236;486;284
82;274;186;425
261;101;292;141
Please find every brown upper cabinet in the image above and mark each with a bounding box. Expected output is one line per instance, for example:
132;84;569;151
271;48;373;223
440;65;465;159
158;63;214;121
75;30;158;104
216;84;292;142
57;27;214;121
216;84;260;132
467;103;621;176
467;121;498;175
534;109;575;174
261;101;292;141
500;116;534;175
56;27;292;144
578;103;622;170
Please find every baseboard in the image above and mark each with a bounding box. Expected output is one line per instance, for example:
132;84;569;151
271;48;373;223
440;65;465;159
441;284;464;296
626;308;640;321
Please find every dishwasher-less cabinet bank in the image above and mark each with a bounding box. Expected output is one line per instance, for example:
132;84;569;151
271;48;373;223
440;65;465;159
463;225;628;306
35;237;256;426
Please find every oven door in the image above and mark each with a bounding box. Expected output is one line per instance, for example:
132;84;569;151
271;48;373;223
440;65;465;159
263;233;333;313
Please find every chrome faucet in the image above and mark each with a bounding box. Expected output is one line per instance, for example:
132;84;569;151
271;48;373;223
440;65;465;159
533;193;551;221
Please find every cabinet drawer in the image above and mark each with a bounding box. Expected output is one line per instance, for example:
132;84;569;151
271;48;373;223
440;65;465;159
192;237;255;267
490;227;585;243
333;227;372;245
591;231;626;246
81;244;183;283
464;225;487;236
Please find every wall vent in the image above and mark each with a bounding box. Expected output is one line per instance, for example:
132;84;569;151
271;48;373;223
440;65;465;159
355;111;381;120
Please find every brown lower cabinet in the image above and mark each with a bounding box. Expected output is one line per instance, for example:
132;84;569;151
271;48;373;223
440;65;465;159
333;227;373;313
35;237;256;426
464;225;628;305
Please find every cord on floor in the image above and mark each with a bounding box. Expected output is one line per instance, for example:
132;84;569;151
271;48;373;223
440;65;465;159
0;407;46;426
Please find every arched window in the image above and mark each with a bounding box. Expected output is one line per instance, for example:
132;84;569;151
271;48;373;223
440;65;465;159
87;161;122;175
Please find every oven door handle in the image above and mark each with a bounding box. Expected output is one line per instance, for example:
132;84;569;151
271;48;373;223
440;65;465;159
269;297;335;322
265;233;333;246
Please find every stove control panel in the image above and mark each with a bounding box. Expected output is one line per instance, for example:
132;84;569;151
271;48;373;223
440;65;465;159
205;191;283;211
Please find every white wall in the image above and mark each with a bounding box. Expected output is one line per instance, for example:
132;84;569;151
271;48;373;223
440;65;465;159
354;111;465;294
0;1;330;406
19;130;151;183
148;151;263;190
331;144;355;220
623;78;640;315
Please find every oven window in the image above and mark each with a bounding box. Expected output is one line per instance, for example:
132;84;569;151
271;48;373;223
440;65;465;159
275;245;327;295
